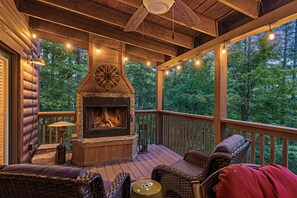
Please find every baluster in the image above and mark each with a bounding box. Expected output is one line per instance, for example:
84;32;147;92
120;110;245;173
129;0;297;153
42;118;45;144
282;139;288;167
200;122;203;152
251;133;255;163
67;126;71;153
55;127;59;143
259;134;264;165
195;121;199;151
270;136;275;164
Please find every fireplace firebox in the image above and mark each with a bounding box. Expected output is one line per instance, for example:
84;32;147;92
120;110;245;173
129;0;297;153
83;97;130;138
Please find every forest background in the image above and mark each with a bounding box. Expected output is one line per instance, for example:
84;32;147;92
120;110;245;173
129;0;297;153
39;20;297;172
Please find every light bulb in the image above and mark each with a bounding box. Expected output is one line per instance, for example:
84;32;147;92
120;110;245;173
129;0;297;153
125;57;128;61
66;43;71;49
222;47;226;54
32;33;37;39
196;59;200;66
147;61;151;66
96;48;101;54
268;31;275;40
176;65;182;70
165;70;170;75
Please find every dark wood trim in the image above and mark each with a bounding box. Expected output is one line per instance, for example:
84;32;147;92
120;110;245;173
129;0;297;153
0;41;21;164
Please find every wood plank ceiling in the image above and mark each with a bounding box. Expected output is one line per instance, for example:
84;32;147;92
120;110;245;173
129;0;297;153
15;0;293;66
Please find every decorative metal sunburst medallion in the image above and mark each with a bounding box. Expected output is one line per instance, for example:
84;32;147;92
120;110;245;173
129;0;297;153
95;64;120;90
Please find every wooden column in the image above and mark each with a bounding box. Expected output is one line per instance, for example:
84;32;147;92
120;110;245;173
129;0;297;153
156;70;164;144
214;44;227;145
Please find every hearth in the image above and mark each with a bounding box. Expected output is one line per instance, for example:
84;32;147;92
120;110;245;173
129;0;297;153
83;97;130;138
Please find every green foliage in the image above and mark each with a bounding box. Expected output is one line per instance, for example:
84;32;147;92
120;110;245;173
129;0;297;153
164;53;214;116
39;39;88;111
125;61;156;110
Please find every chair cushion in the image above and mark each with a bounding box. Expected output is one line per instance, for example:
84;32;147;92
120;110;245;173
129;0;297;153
0;164;87;179
170;159;204;175
215;164;297;198
212;134;245;154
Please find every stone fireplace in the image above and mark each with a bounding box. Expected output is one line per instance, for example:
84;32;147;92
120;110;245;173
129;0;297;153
72;35;138;166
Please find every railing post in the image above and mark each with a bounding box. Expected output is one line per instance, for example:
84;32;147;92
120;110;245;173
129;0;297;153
156;70;164;144
214;44;227;145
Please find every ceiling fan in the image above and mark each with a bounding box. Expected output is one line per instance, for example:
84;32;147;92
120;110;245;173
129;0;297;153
124;0;201;32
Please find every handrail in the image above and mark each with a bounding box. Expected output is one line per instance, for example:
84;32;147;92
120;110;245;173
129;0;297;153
135;110;158;114
221;118;297;141
159;110;214;122
38;111;76;118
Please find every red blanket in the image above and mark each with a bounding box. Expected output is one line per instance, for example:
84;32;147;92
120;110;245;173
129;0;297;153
216;164;297;198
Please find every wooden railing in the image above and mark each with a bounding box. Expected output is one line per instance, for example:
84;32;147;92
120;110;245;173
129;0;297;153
158;110;215;156
135;110;157;144
37;110;297;172
38;111;76;153
222;119;297;170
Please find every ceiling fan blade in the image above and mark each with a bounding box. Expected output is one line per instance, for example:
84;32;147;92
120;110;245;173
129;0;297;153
124;5;149;32
174;0;201;27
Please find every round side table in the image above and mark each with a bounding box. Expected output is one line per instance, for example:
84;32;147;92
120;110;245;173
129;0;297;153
131;179;163;198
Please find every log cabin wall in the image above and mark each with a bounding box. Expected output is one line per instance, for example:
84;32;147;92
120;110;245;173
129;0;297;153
0;0;39;163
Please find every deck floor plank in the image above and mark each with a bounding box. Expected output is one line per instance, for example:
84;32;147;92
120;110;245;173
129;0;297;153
80;144;182;182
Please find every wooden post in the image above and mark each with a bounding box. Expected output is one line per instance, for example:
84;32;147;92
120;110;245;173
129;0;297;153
214;44;227;146
156;70;164;144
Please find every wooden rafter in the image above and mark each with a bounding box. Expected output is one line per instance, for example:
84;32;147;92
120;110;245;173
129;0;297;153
218;0;259;19
18;0;177;57
126;45;165;63
117;0;218;37
36;0;193;49
158;1;297;69
30;18;166;64
30;18;89;49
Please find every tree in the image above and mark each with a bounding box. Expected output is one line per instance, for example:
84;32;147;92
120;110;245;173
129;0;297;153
125;61;156;110
39;39;88;111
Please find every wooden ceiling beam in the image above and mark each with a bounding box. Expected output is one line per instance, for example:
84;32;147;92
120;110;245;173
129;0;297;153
18;0;177;57
36;0;193;49
35;30;88;49
117;0;218;37
218;0;259;19
126;45;165;63
127;55;158;67
158;1;297;70
30;18;89;49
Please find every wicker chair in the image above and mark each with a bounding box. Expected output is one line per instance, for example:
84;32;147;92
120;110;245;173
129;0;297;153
151;135;251;198
0;164;131;198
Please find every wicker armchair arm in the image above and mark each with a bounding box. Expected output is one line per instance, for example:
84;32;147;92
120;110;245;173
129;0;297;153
0;165;6;171
184;150;210;167
152;165;198;198
197;152;232;181
105;172;131;198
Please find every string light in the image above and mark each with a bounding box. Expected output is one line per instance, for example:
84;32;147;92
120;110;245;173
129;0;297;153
32;33;37;39
222;44;226;54
147;61;151;66
268;24;275;40
195;59;201;66
125;57;128;61
165;70;170;75
66;43;71;49
176;65;182;70
96;48;101;54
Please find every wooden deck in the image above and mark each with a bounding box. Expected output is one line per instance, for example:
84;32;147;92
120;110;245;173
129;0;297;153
81;144;182;182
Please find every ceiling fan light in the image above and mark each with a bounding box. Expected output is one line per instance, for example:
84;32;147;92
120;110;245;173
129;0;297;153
143;0;174;15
